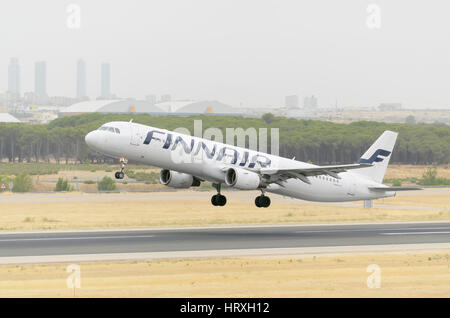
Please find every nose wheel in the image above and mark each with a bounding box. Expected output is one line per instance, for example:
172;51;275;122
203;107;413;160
211;183;227;206
115;171;124;179
115;158;127;180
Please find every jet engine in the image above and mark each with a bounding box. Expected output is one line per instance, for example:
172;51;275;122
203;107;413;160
159;169;201;188
225;167;262;190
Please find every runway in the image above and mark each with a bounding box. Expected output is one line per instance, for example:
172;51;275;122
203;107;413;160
0;222;450;264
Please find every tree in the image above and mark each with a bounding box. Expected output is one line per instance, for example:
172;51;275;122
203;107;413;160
55;178;72;191
405;115;416;125
97;176;117;191
262;113;275;124
12;173;33;192
420;167;437;185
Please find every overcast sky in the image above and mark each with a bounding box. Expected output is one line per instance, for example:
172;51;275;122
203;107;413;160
1;0;449;108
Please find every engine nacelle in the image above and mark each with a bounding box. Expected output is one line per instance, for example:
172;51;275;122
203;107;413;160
225;167;261;190
159;170;200;188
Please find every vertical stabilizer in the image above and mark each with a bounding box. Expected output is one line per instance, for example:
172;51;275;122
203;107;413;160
354;131;398;183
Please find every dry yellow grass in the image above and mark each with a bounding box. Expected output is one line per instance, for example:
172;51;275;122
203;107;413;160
385;164;450;179
379;194;450;209
35;164;450;181
0;252;449;297
0;190;449;231
17;164;450;194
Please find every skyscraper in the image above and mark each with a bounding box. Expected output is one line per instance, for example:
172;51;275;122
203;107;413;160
76;59;86;98
35;61;47;97
303;95;318;109
8;58;20;94
285;95;299;109
101;63;110;98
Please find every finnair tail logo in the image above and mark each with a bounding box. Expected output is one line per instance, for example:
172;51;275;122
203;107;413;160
357;149;391;164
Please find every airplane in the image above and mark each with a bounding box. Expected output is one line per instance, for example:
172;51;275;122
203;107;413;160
85;121;421;208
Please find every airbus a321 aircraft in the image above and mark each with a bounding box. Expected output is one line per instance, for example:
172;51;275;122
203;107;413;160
85;121;420;208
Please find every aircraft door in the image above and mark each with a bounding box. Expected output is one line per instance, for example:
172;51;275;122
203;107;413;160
130;124;144;146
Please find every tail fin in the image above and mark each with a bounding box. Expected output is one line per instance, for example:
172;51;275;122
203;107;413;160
354;130;398;183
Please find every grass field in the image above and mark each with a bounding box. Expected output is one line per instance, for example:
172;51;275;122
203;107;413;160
384;164;450;179
0;252;449;297
0;189;448;231
0;164;448;193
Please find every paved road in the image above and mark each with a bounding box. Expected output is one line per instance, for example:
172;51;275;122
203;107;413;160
0;222;449;258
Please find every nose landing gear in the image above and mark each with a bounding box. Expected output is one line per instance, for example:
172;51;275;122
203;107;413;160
211;183;227;206
115;157;127;179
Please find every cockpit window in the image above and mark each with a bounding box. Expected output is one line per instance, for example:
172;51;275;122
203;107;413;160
98;125;120;133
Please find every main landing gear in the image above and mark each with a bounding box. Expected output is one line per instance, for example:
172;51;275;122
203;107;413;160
211;183;227;206
114;157;127;179
255;190;271;208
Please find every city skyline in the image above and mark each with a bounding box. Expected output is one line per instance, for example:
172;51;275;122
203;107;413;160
1;1;450;109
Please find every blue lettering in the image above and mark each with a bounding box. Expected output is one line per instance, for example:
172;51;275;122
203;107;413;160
248;154;271;168
163;133;172;149
239;151;249;167
171;136;195;154
143;130;165;145
217;147;238;165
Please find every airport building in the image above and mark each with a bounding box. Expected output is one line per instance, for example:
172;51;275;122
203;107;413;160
0;113;21;123
155;100;239;115
59;99;242;117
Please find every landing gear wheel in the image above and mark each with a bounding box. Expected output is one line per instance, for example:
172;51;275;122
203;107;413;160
255;195;270;208
211;183;227;206
114;171;124;179
115;158;127;179
211;195;218;206
217;194;227;206
211;194;227;206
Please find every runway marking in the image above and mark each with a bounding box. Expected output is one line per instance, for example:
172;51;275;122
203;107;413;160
294;227;450;234
0;235;155;242
380;231;450;236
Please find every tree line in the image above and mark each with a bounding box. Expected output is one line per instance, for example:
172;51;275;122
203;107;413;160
0;113;448;165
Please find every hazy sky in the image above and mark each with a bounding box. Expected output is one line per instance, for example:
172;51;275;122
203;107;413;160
1;0;450;108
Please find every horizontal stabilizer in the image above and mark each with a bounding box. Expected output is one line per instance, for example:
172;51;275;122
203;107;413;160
368;186;423;192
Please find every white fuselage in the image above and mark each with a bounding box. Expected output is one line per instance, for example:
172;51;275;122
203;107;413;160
85;121;395;202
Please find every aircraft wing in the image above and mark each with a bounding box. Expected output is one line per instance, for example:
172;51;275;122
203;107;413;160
259;163;373;184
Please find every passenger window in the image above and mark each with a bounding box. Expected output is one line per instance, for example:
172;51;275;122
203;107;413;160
115;128;120;134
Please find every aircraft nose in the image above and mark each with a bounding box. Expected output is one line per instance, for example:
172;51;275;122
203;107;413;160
85;131;97;148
